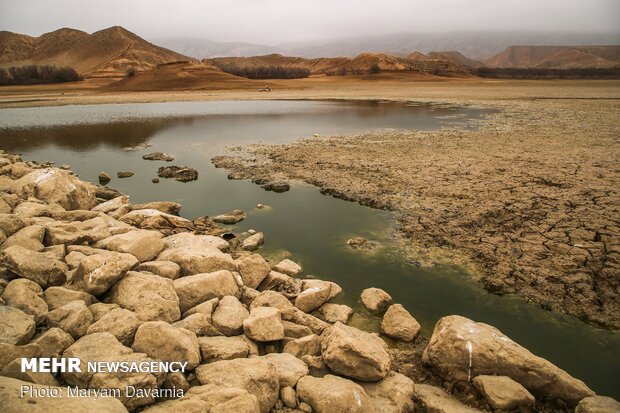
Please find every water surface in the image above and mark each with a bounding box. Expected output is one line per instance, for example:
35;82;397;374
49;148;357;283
1;100;618;398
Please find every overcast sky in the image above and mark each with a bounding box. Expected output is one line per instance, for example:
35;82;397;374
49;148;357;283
1;0;619;44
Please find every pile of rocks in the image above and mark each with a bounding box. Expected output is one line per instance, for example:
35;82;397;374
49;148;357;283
0;150;617;413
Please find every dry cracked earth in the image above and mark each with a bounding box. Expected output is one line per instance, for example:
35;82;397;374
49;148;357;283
212;97;620;329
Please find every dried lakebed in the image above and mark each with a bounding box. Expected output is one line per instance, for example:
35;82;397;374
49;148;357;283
0;100;619;405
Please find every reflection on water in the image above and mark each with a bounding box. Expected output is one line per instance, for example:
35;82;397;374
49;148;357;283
0;100;618;398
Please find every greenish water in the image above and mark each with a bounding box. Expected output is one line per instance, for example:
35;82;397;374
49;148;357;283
1;100;618;399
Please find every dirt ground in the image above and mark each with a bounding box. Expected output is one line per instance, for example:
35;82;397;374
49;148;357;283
1;78;619;329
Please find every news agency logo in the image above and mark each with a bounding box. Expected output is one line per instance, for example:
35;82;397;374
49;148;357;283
21;358;188;373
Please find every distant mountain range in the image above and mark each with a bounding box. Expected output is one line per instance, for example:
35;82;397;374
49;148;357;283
0;26;619;83
0;26;187;77
153;31;620;60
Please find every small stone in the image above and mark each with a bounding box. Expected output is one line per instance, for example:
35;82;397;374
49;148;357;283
576;396;620;413
243;307;285;342
0;306;36;345
143;152;174;161
313;303;354;324
243;232;264;251
45;300;94;340
152;178;159;183
212;209;247;224
380;304;420;341
212;296;249;336
280;386;297;408
360;287;392;313
98;171;111;184
473;375;535;410
117;171;134;178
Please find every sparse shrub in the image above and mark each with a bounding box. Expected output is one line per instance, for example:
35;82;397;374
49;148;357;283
0;65;82;86
475;67;620;79
125;66;137;78
214;64;311;79
369;63;381;74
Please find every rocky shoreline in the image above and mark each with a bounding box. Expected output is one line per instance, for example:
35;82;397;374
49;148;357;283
211;97;620;330
0;150;618;413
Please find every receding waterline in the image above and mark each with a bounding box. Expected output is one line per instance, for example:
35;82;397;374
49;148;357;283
0;99;618;398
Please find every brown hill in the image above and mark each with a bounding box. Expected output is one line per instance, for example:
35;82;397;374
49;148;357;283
485;45;620;68
210;52;470;77
427;51;485;68
209;54;350;75
0;26;189;78
105;61;256;91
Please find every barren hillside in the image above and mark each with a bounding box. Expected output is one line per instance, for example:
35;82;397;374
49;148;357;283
0;26;188;77
485;45;620;68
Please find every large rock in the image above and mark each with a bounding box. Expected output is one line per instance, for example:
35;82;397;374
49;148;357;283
131;200;180;214
43;217;112;245
258;270;302;299
43;286;96;310
295;280;333;313
1;358;59;386
13;168;97;210
472;375;535;410
45;300;93;340
173;313;221;336
273;259;302;276
243;307;284;342
262;352;309;388
87;308;142;346
313;303;354;324
198;336;250;362
62;332;164;410
143;384;260;413
0;376;127;413
242;232;264;251
105;271;181;323
413;383;482;413
0;328;74;371
380;304;420;342
360;371;415;413
69;251;139;295
174;270;240;313
212;295;249;336
136;260;180;279
182;297;219;319
91;195;128;213
120;209;193;229
576;396;620;413
297;374;377;413
0;245;67;288
12;201;62;219
283;334;322;358
422;315;594;405
0;213;26;237
96;230;165;262
132;321;201;370
236;253;271;289
158;246;235;276
195;358;279;413
361;288;393;313
2;278;48;323
0;224;45;251
321;322;391;382
250;290;329;334
163;232;228;251
0;306;36;345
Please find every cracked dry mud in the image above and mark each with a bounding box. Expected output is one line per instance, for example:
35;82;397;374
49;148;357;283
212;97;620;329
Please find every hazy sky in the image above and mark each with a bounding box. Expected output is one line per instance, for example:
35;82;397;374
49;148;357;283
1;0;619;44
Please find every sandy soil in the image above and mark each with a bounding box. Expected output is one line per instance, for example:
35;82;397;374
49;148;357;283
1;78;619;329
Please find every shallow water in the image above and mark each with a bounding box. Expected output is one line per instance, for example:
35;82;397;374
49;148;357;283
1;100;618;398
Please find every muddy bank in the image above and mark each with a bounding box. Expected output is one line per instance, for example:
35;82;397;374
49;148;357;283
1;151;616;412
212;97;620;329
